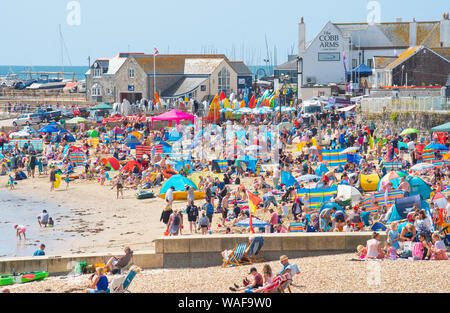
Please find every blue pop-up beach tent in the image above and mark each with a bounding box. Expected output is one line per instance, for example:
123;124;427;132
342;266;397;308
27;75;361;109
159;175;197;195
407;176;432;200
281;171;301;189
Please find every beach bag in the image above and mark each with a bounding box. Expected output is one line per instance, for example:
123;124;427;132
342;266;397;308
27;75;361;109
412;242;424;260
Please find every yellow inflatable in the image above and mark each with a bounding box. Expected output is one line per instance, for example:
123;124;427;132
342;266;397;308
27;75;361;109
54;174;61;189
360;173;380;192
159;191;206;201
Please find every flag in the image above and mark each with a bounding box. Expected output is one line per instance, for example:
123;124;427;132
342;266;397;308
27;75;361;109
247;191;262;234
154;47;159;55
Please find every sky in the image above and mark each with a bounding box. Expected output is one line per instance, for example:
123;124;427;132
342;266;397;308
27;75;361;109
0;0;448;66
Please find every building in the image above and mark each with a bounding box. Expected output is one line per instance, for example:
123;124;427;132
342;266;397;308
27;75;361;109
296;14;450;98
85;53;251;103
371;46;450;87
228;61;253;91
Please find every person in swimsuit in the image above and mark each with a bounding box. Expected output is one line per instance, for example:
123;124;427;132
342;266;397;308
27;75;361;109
14;224;26;240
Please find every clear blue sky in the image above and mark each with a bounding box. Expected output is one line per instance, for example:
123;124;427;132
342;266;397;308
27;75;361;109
0;0;448;66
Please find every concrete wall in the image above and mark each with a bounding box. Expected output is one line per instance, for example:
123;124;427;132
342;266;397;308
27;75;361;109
0;233;385;275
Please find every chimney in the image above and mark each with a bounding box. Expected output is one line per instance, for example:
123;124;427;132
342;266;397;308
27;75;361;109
441;13;450;47
410;18;418;46
298;17;306;57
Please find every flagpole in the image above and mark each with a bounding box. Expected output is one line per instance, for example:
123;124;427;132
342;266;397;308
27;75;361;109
153;50;156;98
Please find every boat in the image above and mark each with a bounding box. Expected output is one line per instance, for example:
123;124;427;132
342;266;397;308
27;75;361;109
158;191;206;201
0;271;49;286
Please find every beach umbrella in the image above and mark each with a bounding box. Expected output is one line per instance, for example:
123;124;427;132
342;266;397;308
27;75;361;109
377;171;402;191
236;107;253;114
38;125;59;133
278;122;293;130
410;163;435;171
340;147;360;154
67;116;87;124
423;143;449;151
112;127;125;135
298;174;320;182
400;128;419;136
88;130;99;138
106;157;120;171
236;218;269;228
245;145;262;151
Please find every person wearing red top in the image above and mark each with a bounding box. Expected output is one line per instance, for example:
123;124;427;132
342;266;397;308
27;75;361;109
269;209;279;233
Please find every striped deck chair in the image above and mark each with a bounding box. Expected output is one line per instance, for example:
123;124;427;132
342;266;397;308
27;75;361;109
243;236;264;263
222;242;249;267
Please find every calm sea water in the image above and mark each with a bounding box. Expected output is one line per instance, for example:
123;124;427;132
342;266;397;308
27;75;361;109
0;190;73;258
0;65;273;82
0;66;89;82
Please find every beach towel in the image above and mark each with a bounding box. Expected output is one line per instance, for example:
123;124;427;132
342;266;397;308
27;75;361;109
289;222;306;232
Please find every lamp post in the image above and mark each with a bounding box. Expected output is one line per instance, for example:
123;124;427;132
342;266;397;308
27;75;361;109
279;74;290;124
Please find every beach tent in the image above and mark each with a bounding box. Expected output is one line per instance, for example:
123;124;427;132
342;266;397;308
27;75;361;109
281;171;301;189
430;122;450;133
315;164;329;176
432;193;448;209
337;185;362;205
38;126;59;133
359;173;380;192
121;160;142;173
124;135;141;149
387;195;421;223
150;109;195;130
159;175;197;195
236;218;269;228
406;176;432;200
102;157;120;171
371;222;388;231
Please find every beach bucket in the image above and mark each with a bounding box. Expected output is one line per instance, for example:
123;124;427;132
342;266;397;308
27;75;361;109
95;263;105;269
164;229;169;236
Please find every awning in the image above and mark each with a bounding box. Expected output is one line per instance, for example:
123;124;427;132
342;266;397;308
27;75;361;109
337;105;356;112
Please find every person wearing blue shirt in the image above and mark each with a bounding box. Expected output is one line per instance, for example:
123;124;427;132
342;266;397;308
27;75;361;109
33;244;45;256
204;199;215;224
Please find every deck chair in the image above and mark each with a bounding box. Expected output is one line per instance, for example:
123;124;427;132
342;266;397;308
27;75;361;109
222;242;249;267
109;269;138;293
243;236;265;263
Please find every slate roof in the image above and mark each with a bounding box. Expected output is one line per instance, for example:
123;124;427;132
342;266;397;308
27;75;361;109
228;61;253;76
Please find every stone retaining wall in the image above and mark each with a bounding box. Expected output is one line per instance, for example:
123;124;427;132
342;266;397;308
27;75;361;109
0;232;386;275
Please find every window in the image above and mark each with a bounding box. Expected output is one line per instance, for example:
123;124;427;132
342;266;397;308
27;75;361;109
218;67;230;95
367;59;373;69
93;68;102;77
92;85;102;96
318;91;325;97
129;69;135;78
352;59;358;69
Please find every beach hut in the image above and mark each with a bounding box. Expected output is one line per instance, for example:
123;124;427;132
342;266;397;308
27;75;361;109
150;109;195;131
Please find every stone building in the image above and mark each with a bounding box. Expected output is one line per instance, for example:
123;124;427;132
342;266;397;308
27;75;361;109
85;53;250;104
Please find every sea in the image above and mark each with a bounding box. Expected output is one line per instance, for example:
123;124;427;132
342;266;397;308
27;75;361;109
0;65;274;82
0;189;73;258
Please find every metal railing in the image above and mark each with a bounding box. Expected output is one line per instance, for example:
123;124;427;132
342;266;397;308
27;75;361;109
361;96;450;114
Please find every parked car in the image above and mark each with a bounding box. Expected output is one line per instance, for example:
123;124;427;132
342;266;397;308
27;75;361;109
72;108;90;118
59;108;75;119
12;113;41;127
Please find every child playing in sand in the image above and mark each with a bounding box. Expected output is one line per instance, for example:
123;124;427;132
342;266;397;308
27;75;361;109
48;217;54;228
8;175;16;190
14;224;26;240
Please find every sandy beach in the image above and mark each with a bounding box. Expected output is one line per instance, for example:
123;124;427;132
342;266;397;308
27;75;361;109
4;253;449;293
0;171;262;257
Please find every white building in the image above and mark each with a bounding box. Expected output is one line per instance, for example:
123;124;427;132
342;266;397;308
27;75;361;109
297;14;450;98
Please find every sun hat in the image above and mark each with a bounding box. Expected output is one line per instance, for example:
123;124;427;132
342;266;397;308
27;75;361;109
280;255;288;262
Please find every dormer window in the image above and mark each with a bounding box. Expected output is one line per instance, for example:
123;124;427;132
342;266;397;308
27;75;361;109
93;62;102;77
